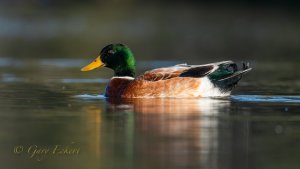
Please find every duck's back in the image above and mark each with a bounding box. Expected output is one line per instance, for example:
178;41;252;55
105;61;251;98
138;63;215;81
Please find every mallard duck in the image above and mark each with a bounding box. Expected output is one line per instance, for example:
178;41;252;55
81;44;251;98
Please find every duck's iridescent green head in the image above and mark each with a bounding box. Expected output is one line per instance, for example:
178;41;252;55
81;44;136;77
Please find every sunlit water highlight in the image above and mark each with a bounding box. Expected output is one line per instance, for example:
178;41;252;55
232;95;300;103
74;94;106;100
75;94;300;104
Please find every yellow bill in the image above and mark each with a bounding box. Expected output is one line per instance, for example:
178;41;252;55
81;56;105;71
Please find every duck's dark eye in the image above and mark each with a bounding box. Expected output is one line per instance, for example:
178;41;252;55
108;50;114;54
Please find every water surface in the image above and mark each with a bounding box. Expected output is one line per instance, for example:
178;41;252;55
0;58;300;169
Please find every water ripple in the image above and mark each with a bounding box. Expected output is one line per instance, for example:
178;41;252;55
231;95;300;103
73;94;106;100
61;78;109;83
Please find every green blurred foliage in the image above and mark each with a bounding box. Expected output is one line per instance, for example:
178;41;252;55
0;0;300;62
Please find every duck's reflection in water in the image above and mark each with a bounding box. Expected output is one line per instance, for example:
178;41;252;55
83;97;230;169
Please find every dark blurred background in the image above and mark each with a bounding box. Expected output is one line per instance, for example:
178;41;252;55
0;0;300;62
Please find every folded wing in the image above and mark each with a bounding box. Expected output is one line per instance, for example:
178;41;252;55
138;63;215;81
